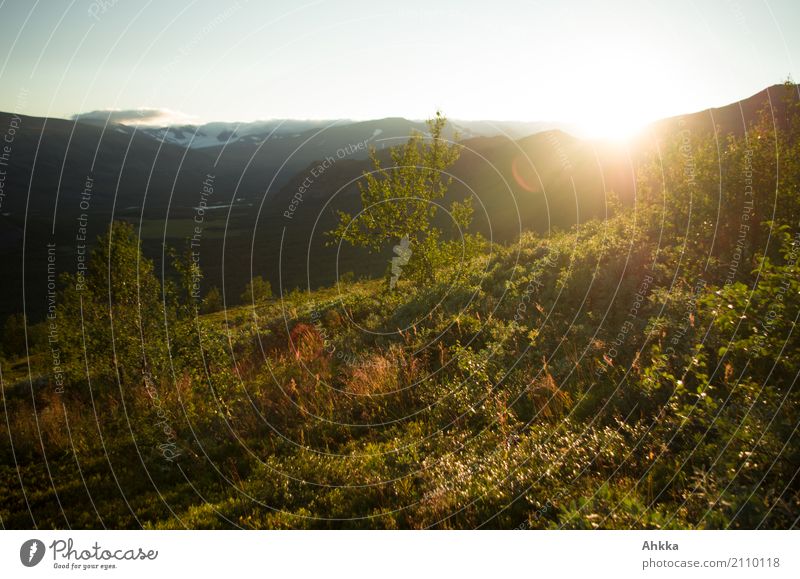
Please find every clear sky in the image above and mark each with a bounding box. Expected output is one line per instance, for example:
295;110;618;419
0;0;797;138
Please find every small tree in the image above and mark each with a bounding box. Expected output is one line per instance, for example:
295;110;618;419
57;221;173;388
329;112;476;286
241;276;272;305
202;286;224;314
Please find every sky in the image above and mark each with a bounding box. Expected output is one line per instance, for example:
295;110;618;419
0;0;798;138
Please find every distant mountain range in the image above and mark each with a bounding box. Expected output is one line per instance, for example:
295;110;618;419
72;112;573;150
0;83;796;320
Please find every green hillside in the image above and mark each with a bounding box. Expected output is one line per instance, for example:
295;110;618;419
1;86;799;529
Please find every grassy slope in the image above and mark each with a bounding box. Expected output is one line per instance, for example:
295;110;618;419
2;196;798;529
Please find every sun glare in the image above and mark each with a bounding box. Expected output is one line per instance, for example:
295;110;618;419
572;110;650;141
557;43;665;141
565;81;660;141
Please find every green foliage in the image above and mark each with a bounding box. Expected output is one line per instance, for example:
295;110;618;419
55;221;175;389
329;112;481;286
202;286;224;314
241;275;273;305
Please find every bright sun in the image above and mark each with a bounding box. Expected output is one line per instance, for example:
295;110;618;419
566;81;659;141
559;45;664;141
572;107;651;141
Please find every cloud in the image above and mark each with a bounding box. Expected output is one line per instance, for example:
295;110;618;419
72;108;195;126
